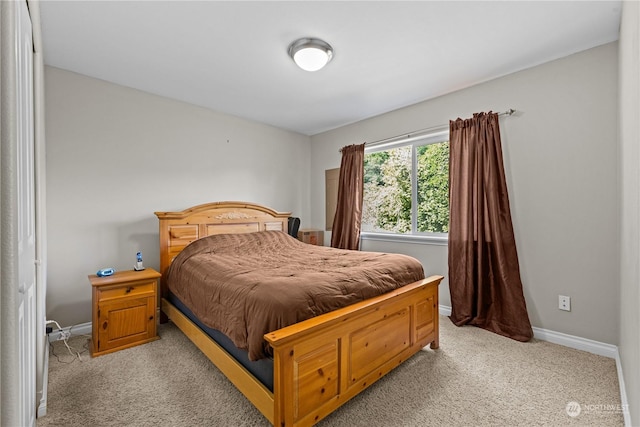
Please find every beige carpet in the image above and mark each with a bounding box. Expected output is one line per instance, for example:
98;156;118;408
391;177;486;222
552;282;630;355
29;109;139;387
38;316;624;426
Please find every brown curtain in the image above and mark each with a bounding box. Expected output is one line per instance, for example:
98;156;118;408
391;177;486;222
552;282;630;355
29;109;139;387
448;112;532;341
331;143;365;250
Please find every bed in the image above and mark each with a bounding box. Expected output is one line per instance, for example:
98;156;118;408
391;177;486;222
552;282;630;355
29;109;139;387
155;201;443;426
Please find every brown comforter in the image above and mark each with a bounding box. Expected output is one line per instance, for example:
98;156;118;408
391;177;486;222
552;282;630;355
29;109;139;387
166;231;425;360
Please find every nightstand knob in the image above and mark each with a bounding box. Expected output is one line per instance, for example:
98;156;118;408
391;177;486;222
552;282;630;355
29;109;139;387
102;321;108;330
149;315;154;321
125;286;134;293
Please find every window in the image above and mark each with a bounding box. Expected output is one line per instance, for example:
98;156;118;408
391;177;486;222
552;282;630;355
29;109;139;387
362;130;449;241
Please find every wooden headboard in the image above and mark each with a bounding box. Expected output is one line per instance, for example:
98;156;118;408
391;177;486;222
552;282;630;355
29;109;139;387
154;201;291;278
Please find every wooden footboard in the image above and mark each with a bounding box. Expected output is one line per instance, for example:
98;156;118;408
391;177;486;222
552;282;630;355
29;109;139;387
162;275;441;427
266;275;441;426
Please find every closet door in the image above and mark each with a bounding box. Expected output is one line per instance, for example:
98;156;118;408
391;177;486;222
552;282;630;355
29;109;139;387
16;0;36;425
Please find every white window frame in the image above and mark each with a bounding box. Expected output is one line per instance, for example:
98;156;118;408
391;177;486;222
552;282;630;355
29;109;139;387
361;128;449;246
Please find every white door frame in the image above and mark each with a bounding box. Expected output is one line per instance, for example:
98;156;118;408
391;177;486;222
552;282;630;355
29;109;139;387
1;1;46;425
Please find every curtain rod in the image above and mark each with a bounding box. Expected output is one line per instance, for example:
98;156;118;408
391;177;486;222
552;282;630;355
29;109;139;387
339;109;516;152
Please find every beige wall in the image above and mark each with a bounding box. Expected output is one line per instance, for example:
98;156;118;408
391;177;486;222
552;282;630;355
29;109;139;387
619;1;639;424
44;66;311;326
310;43;619;345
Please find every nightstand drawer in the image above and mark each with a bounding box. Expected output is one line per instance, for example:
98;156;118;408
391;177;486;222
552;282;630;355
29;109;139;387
99;281;155;300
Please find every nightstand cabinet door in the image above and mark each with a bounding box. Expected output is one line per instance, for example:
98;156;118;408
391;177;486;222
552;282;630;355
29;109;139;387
97;293;156;353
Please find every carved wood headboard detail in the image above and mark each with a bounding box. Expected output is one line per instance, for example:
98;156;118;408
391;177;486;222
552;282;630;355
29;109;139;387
154;201;291;279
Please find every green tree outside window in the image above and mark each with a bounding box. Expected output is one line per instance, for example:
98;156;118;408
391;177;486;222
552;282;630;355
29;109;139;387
362;140;449;235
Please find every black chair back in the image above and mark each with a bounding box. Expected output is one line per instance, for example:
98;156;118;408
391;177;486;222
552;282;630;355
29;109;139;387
288;217;300;238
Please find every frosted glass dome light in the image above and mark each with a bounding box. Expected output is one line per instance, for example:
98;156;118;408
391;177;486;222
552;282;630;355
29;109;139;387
288;38;333;72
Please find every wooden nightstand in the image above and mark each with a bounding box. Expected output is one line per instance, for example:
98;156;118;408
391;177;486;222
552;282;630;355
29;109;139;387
89;268;161;357
297;229;324;246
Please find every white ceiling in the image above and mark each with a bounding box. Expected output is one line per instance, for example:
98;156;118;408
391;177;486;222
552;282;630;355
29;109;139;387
39;1;622;136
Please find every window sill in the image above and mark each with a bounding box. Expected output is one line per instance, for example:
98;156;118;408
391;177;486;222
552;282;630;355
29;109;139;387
360;232;448;246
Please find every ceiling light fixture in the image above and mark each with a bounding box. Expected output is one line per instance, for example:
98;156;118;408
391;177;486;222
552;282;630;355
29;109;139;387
288;38;333;72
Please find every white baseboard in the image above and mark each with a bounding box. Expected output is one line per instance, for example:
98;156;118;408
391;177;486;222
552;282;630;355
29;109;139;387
439;304;452;316
37;344;49;418
615;351;632;427
531;326;618;358
438;304;616;357
48;321;92;342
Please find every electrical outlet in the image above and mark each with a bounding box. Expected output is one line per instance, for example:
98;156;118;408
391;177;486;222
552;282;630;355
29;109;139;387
559;295;571;311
